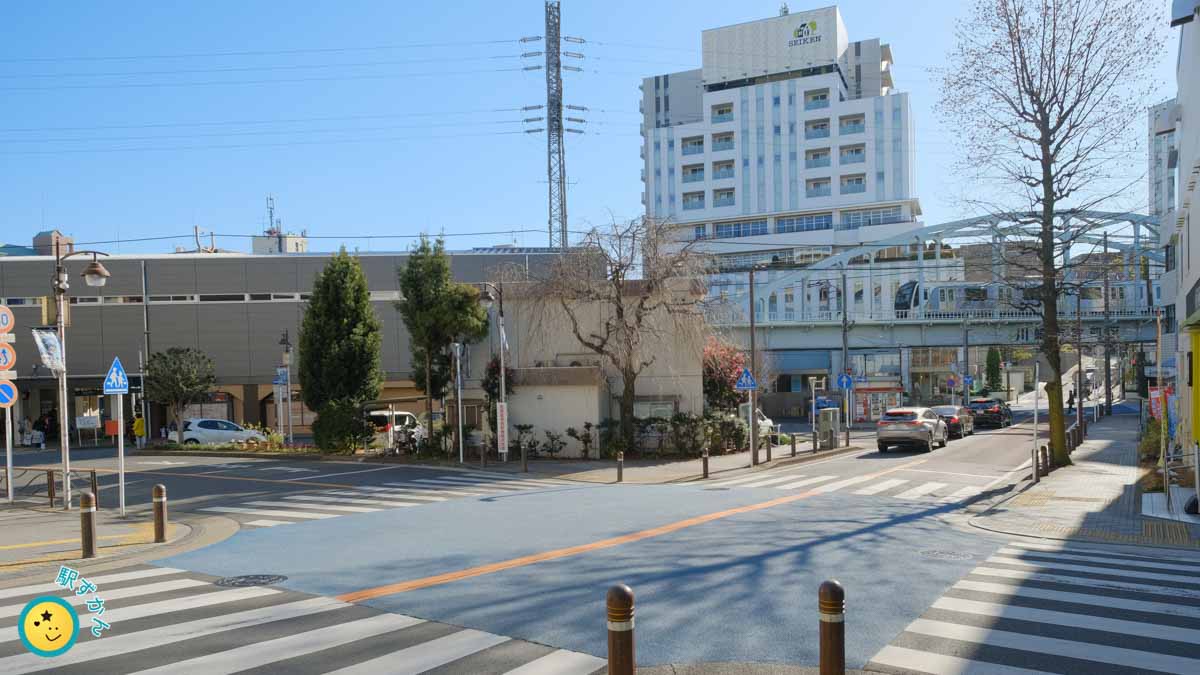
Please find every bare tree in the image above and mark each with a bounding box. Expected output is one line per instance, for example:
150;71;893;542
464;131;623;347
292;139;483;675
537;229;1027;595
939;0;1162;465
526;217;711;451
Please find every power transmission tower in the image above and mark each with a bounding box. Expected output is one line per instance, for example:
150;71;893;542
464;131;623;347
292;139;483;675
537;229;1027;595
545;0;567;249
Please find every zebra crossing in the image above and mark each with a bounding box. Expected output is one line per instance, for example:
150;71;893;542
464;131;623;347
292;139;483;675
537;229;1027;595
867;540;1200;674
197;470;571;529
697;469;988;505
0;564;605;674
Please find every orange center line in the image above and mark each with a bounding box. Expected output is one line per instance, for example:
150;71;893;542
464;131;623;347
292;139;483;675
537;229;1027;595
336;455;929;603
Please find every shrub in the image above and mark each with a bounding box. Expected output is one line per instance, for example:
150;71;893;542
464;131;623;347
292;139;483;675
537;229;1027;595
566;423;595;459
312;400;373;452
597;419;623;458
669;412;705;457
543;430;567;457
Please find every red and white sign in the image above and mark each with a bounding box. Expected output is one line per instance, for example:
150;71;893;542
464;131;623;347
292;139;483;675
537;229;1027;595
0;343;13;371
0;305;13;334
495;402;509;455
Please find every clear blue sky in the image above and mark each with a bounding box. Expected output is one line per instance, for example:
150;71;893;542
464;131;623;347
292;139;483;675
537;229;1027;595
0;1;1178;254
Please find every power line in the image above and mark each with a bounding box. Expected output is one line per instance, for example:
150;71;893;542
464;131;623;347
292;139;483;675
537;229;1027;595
0;119;528;144
0;39;525;64
0;55;524;79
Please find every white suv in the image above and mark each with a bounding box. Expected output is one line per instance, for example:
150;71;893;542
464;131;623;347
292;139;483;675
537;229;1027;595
182;418;265;445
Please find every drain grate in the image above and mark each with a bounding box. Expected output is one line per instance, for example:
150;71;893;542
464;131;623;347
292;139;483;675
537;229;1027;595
919;550;973;561
214;574;288;587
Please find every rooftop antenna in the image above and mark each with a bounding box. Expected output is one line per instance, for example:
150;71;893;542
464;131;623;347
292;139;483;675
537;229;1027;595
780;3;789;15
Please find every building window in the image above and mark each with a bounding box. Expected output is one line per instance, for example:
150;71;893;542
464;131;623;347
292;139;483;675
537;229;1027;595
682;191;705;210
681;136;704;155
805;119;830;140
693;225;707;240
839;115;866;135
776;213;833;233
712;132;735;151
712;104;733;123
712;160;735;179
806;179;831;198
839;145;866;164
840;174;866;194
804;90;830;110
682;163;705;183
773;95;781;106
713;188;736;207
840;206;904;229
805;149;831;169
714;219;768;238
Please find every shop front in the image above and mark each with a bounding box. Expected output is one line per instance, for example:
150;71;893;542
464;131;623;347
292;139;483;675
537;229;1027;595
852;383;904;422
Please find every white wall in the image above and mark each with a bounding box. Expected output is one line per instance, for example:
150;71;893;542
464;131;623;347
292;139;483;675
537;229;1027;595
508;384;601;457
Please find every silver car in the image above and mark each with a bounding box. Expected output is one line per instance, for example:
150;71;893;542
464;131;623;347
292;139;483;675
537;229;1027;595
876;407;948;453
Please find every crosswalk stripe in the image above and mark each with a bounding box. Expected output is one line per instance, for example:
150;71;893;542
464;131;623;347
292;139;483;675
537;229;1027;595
773;475;838;490
455;471;571;485
0;585;279;645
741;475;809;488
869;644;1045;675
894;482;947;500
969;565;1200;598
0;567;185;601
0;578;209;619
903;617;1200;673
243;500;381;513
1005;540;1200;564
706;473;787;487
852;478;908;495
931;595;1200;643
0;596;346;674
939;486;981;503
997;546;1200;573
244;519;292;527
952;578;1200;619
323;488;445;502
421;475;550;490
986;553;1198;585
409;479;511;492
809;475;877;493
377;484;486;497
288;494;432;507
199;506;339;520
502;648;607;674
125;612;427;675
324;628;510;675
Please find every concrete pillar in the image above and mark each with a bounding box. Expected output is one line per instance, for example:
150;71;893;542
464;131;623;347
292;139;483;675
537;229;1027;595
915;236;925;302
868;253;876;318
935;236;943;281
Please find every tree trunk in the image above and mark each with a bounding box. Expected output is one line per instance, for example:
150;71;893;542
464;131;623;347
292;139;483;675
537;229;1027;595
174;405;184;445
1039;134;1069;466
620;372;637;453
424;353;434;447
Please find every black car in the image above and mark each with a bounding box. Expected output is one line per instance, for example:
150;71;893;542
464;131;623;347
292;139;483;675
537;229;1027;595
931;405;975;438
968;398;1013;427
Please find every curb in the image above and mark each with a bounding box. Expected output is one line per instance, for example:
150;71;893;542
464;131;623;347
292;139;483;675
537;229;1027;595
670;445;866;484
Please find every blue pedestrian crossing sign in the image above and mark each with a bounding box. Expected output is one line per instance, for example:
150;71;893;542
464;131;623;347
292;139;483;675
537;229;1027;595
836;373;853;390
734;368;757;391
103;356;130;395
964;375;974;386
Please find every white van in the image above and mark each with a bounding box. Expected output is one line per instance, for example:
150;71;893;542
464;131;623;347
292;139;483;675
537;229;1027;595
369;410;425;449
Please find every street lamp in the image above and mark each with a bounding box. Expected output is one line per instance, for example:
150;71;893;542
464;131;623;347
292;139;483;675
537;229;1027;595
480;282;517;471
52;244;111;509
279;330;293;445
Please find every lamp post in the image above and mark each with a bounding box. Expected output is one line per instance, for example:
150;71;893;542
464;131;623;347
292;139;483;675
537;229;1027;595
480;283;515;470
279;330;293;445
52;243;111;509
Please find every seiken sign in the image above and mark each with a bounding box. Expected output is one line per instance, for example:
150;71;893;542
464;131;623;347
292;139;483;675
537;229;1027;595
788;21;820;47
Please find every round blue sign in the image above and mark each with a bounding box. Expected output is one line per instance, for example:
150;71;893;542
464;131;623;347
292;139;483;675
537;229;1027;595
0;380;17;409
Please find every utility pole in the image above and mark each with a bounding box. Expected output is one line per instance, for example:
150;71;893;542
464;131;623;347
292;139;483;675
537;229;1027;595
1076;292;1084;433
961;317;969;407
1103;231;1112;415
749;266;758;466
840;264;851;441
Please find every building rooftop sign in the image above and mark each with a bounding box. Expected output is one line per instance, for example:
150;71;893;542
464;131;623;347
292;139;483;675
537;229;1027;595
701;6;847;85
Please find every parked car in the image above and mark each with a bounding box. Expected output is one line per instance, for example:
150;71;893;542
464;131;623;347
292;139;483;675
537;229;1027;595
968;398;1013;427
876;407;948;453
369;410;425;450
931;405;975;439
182;418;265;445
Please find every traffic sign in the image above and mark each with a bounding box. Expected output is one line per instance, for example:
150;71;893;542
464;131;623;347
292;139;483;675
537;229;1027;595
273;366;288;385
0;306;12;334
103;356;130;395
836;372;852;390
947;376;957;389
964;375;974;386
735;368;758;391
0;343;14;371
0;381;15;409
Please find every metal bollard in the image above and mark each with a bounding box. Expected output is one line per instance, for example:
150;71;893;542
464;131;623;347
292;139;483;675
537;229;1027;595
791;434;797;457
153;484;168;543
818;579;846;675
46;469;55;507
702;448;709;479
606;584;636;675
616;452;624;483
90;469;99;510
812;430;818;454
80;491;97;559
766;436;772;463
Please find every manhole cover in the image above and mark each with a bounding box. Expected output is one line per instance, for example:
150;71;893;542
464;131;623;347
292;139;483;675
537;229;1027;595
919;550;973;561
214;574;287;587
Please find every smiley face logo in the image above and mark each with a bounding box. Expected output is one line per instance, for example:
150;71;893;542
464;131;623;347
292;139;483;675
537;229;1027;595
18;596;79;657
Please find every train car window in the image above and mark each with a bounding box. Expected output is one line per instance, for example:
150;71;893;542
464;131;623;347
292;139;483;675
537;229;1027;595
965;288;986;301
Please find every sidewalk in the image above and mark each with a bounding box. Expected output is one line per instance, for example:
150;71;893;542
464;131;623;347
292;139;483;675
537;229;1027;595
969;412;1200;548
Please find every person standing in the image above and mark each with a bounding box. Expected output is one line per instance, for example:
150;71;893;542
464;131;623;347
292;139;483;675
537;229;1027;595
133;412;146;449
1067;389;1076;414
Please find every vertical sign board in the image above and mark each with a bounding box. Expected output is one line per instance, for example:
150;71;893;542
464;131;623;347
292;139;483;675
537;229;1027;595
103;357;130;517
495;401;509;459
735;368;758;453
0;305;15;505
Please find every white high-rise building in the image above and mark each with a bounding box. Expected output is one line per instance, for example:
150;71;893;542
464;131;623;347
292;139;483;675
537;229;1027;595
640;6;922;273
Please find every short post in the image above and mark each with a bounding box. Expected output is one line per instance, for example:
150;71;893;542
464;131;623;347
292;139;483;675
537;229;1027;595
90;469;99;510
819;579;846;675
616;451;624;483
702;448;709;479
1040;445;1049;476
811;430;818;454
46;469;55;507
606;584;636;675
844;425;850;448
80;491;97;559
791;434;797;457
766;433;772;463
152;483;167;543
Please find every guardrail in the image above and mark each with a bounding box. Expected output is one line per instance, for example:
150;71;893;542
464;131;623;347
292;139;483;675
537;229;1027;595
1;466;99;508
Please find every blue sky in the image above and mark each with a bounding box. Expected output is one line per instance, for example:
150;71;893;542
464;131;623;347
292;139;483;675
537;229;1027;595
0;1;1178;254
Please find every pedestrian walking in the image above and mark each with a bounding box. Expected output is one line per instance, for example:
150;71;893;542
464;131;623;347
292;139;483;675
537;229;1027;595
1067;389;1076;414
133;412;147;449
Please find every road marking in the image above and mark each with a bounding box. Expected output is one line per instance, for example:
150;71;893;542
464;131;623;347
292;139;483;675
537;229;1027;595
126;612;426;675
377;484;487;497
0;531;152;551
288;494;433;507
1006;540;1200;563
870;645;1045;675
894;481;946;500
740;475;809;488
502;649;607;675
939;486;981;503
0;597;346;673
415;475;551;489
986;553;1196;584
931;595;1200;643
337;454;930;602
292;465;402;481
706;473;787;487
199;506;338;520
244;520;291;527
773;475;837;490
953;579;1200;619
258;466;319;473
320;489;443;503
409;478;511;492
852;478;908;495
0;578;208;618
323;628;509;675
242;500;381;513
902;468;1004;479
968;566;1200;598
0;566;185;600
997;546;1200;572
903;617;1200;673
809;475;876;493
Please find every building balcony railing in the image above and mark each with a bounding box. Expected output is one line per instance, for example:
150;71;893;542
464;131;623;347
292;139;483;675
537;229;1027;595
712;168;735;179
683;173;704;183
682;145;704;155
713;196;735;207
712;140;735;151
682;200;705;210
712;112;734;123
841;154;865;164
806;186;832;198
708;305;1156;326
839;122;865;134
805;128;830;140
805;157;831;169
805;100;830;110
841;183;866;194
